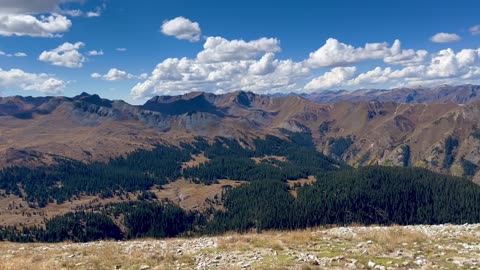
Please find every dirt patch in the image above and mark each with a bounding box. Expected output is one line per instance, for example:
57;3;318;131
251;155;287;164
152;179;245;211
0;192;125;227
287;176;316;198
181;153;209;169
0;179;246;227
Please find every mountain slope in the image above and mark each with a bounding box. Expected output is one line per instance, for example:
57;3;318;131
1;88;480;182
301;84;480;104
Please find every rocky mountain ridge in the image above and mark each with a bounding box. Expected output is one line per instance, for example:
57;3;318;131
1;85;480;182
300;84;480;104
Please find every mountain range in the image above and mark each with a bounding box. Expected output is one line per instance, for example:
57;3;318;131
1;84;480;183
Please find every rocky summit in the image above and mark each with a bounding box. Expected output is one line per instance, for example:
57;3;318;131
0;224;479;270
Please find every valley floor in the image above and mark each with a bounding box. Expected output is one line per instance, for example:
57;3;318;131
1;224;479;270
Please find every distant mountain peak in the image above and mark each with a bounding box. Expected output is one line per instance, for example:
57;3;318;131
302;84;480;104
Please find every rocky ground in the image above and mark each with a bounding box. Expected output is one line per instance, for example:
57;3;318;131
0;224;479;270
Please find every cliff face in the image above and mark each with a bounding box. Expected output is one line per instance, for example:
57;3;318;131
1;89;480;181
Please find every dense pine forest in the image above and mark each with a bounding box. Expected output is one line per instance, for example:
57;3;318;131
1;132;480;242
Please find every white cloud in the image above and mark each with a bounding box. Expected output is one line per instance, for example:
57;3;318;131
38;41;86;68
116;48;127;52
0;14;71;37
0;51;27;57
86;9;101;18
91;72;101;79
384;40;428;66
248;53;276;75
306;38;392;67
91;68;146;81
62;9;83;17
304;67;356;91
306;39;430;68
470;25;480;35
102;68;134;81
131;34;480;97
62;6;103;18
0;0;82;15
87;50;103;56
197;36;281;63
131;52;309;98
0;68;65;94
425;48;480;78
430;32;461;43
161;16;201;42
0;1;105;37
304;47;480;91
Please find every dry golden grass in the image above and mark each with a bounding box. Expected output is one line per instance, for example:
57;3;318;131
287;176;317;197
355;226;428;254
181;153;209;169
0;224;479;270
251;155;287;164
0;179;245;227
0;239;196;270
151;179;245;211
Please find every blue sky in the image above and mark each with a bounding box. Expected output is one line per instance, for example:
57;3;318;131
1;0;480;104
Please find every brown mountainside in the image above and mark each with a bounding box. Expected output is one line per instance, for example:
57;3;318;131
301;84;480;104
1;87;480;182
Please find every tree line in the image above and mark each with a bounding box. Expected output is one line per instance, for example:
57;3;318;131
2;166;479;242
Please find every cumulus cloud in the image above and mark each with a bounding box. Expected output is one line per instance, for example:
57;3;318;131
0;1;104;37
0;14;71;37
197;36;281;63
87;50;103;56
131;33;480;97
0;0;82;15
306;38;430;68
0;68;65;94
306;38;392;68
304;47;480;91
430;32;461;43
470;25;480;35
304;67;357;91
116;48;127;52
91;72;101;79
14;52;27;57
91;68;146;81
384;40;428;66
248;53;276;75
131;51;309;98
161;16;201;42
39;41;86;68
